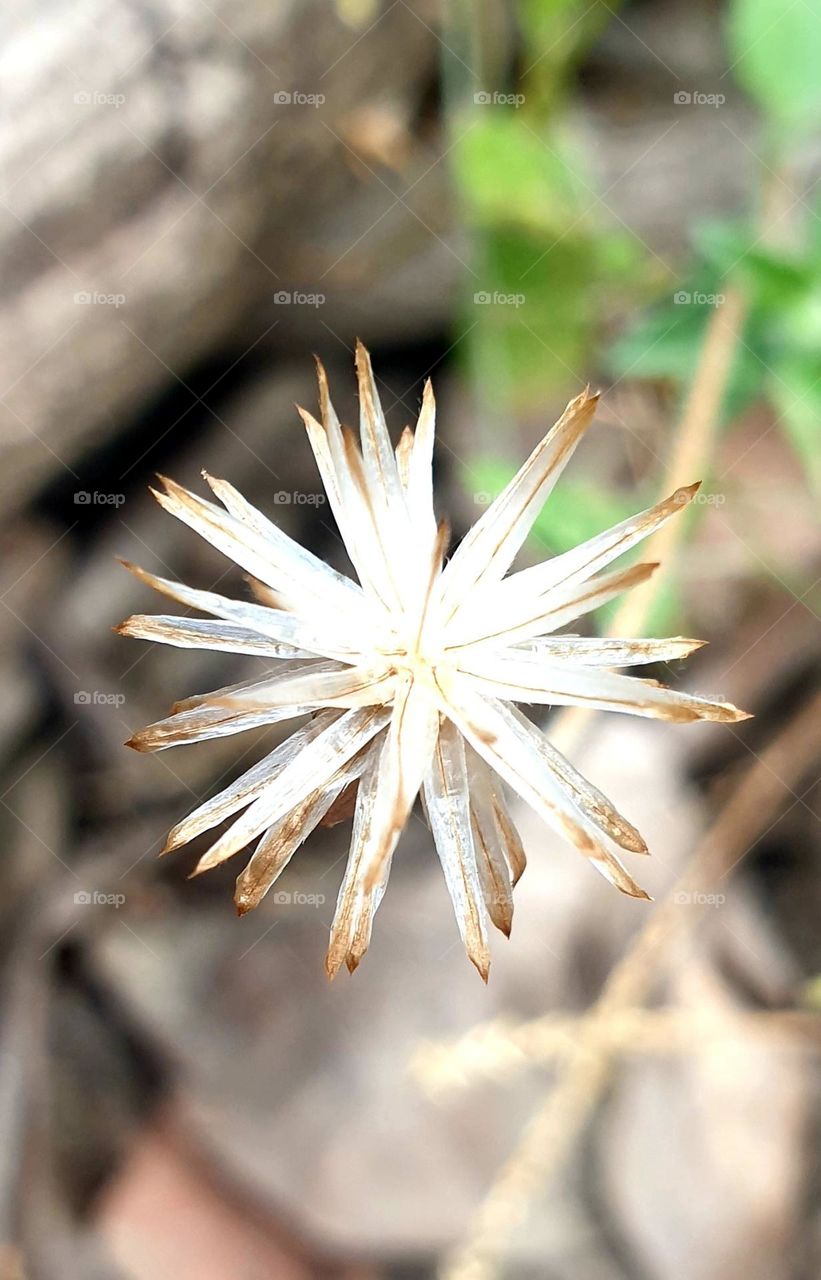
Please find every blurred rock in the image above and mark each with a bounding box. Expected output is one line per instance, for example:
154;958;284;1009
0;0;450;511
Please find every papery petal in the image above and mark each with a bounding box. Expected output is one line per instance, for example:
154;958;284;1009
437;674;650;898
126;699;312;753
234;755;368;914
490;786;527;887
406;379;437;544
468;774;514;937
423;717;491;979
495;482;701;607
299;405;396;614
354;341;424;602
155;474;367;632
395;425;414;489
115;613;302;658
507;636;705;666
163;710;342;852
355;339;408;515
171;663;324;712
300;361;402;615
342;425;410;614
413;519;451;655
215;662;396;712
192;705;391;872
326;741;388;977
460;655;751;723
447;561;659;651
361;676;440;891
119;562;361;660
324;672;440;978
439;387;599;618
465;745;527;887
459;685;647;852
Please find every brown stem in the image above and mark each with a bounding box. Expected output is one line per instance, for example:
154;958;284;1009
439;689;821;1280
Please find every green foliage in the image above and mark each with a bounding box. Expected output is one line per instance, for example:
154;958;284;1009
450;0;820;639
609;213;821;493
768;353;821;494
517;0;613;113
454;114;644;410
454;116;589;233
449;0;646;413
727;0;821;133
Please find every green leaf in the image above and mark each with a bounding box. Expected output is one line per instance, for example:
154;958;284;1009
461;199;643;409
517;0;616;112
608;306;709;383
692;220;808;307
453;116;590;234
690;219;752;273
727;0;821;132
775;289;821;353
607;292;765;422
465;227;598;407
767;354;821;495
528;478;639;555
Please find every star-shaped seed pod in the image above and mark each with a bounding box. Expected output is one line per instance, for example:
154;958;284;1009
118;344;749;979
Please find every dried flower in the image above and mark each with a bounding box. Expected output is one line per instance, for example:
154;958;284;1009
118;343;749;979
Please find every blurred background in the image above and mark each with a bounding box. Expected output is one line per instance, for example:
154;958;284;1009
1;0;820;1277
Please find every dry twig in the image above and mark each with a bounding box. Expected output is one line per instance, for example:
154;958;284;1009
437;688;821;1280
